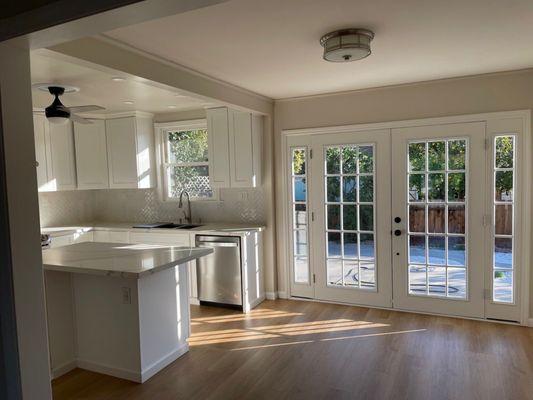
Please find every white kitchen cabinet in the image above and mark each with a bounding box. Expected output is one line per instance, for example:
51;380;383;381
129;231;198;302
207;108;231;187
228;110;262;187
74;120;109;189
105;115;155;189
48;121;77;191
93;230;129;243
207;107;262;188
33;113;49;191
33;112;77;192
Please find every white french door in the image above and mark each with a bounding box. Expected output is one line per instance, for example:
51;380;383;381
287;130;392;307
286;114;526;322
391;122;485;318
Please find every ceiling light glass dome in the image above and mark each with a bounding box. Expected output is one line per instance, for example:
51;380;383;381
320;29;374;62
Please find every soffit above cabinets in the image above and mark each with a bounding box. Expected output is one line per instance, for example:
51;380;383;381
105;0;533;99
30;49;220;115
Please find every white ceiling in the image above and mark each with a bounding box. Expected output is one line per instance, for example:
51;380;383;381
105;0;533;99
30;50;218;114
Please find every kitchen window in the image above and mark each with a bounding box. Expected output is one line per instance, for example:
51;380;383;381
159;120;216;200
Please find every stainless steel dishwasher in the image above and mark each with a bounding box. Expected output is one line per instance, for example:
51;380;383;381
195;235;242;308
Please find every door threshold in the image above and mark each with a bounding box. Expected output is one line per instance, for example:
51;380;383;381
288;296;523;326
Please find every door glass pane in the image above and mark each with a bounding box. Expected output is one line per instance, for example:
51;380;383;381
359;176;374;202
428;205;445;233
293;177;306;202
409;143;426;171
290;147;310;284
448;173;465;202
327;205;340;230
327;177;340;202
428;141;445;170
409;205;425;233
409;265;427;294
409;174;425;202
343;205;357;230
343;260;359;286
342;147;357;173
342;176;357;202
492;136;515;303
428;267;446;296
448;205;465;234
407;139;468;299
448;140;466;170
409;235;426;264
326;147;341;174
428;173;445;202
325;144;376;290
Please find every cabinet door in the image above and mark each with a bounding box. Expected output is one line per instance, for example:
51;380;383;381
74;120;109;189
33;113;49;191
207;108;231;187
228;110;254;187
106;117;138;188
47;122;77;191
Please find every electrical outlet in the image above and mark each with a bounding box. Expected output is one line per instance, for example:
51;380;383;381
240;191;248;201
121;287;131;304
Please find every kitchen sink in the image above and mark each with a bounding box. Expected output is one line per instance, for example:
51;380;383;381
132;223;202;230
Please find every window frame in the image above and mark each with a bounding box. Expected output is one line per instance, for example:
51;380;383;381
154;119;218;202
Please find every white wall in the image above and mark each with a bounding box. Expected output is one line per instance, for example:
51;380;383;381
274;69;533;316
0;38;52;399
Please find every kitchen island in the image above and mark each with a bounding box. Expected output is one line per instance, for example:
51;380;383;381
42;242;213;383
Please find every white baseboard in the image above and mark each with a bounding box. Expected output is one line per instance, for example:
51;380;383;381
528;318;533;327
51;360;77;379
249;295;266;310
277;291;288;299
189;297;200;306
140;343;189;383
76;358;141;382
265;291;277;300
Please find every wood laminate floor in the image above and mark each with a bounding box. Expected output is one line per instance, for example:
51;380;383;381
52;299;533;400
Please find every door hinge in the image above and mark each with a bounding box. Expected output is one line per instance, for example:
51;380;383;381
309;148;313;159
313;273;316;283
484;138;490;150
483;214;491;226
311;211;315;222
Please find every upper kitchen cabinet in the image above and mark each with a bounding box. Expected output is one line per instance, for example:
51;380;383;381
105;114;156;189
74;119;109;189
33;112;77;192
207;107;262;188
33;113;49;190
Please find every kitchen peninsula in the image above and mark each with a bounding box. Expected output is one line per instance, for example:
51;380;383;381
42;242;213;383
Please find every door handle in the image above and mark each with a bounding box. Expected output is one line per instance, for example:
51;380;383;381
393;229;402;236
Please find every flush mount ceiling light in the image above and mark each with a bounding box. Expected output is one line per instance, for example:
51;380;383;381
320;29;374;62
111;77;126;82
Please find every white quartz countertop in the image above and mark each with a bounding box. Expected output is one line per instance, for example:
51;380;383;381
42;242;213;278
42;221;265;238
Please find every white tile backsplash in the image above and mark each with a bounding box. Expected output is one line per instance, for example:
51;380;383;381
39;188;265;227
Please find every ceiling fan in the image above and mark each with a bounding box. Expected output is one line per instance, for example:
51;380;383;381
35;84;105;125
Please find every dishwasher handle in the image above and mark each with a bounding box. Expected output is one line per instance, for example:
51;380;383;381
197;242;239;248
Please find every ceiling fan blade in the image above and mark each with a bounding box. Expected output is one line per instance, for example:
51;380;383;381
69;114;93;124
68;105;105;113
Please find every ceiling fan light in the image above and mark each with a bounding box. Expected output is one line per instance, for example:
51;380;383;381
320;29;374;62
47;116;70;125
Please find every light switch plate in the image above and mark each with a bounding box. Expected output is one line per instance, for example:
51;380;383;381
122;287;131;304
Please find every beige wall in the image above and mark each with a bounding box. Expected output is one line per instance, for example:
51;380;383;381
274;69;533;318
